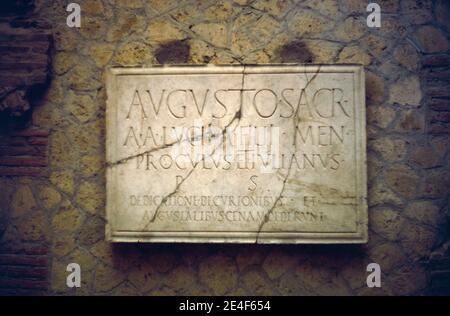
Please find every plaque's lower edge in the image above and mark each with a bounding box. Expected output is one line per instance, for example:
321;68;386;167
106;230;368;244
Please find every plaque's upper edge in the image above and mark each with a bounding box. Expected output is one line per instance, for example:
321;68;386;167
106;64;364;76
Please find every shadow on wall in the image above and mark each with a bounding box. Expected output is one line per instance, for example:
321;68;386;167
153;39;314;64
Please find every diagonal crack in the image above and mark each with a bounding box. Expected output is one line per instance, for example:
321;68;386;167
140;66;247;229
254;65;321;243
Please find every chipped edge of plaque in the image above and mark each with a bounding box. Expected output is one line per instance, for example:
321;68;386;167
105;65;368;244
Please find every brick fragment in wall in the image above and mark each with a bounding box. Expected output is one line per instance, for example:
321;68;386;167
0;245;49;296
422;52;450;137
0;21;51;117
0;127;49;176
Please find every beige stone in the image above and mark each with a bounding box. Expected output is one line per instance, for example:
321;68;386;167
338;45;372;66
145;20;186;44
53;234;76;257
370;137;407;162
253;0;290;17
50;170;75;195
415;26;450;53
94;263;126;292
230;31;257;55
388;76;422;106
366;72;385;104
50;130;79;168
17;210;48;241
367;106;396;129
368;180;404;207
164;266;196;294
115;0;143;9
79;16;106;40
114;42;153;66
411;146;441;169
66;91;97;123
38;185;61;210
288;10;331;37
192;23;227;47
80;155;104;177
199;254;238;295
333;16;366;42
242;270;275;295
66;120;103;154
305;40;342;63
128;262;161;292
399;221;436;257
369;208;404;241
368;243;406;273
203;2;235;21
53;28;78;51
247;15;281;42
68;64;101;91
394;110;425;132
405;201;440;228
87;43;115;67
384;164;421;199
361;35;389;59
107;14;145;42
62;248;96;274
303;0;339;16
76;181;104;214
52;200;84;233
262;250;297;279
53;52;77;75
394;43;420;71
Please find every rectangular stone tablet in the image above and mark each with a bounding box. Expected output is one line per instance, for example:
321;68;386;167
105;65;367;243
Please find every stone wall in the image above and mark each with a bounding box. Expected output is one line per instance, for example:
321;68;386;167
0;0;449;295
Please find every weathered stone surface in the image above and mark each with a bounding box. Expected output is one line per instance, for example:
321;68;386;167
17;210;48;241
128;262;161;292
191;23;227;47
369;208;404;241
370;137;407;162
366;72;385;104
145;20;186;44
388;76;422;106
52;200;84;233
66;91;97;123
262;250;297;279
338;45;372;66
113;42;153;66
414;26;450;53
384;164;421;199
199;254;238;294
367;106;396;129
332;17;366;42
105;65;367;243
76;181;104;214
50;171;74;194
405;201;440;228
289;10;331;37
38;185;61;210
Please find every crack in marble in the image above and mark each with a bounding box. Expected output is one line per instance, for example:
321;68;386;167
140;66;247;229
254;65;322;243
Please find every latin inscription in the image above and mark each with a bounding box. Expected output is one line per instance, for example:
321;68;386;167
106;66;367;243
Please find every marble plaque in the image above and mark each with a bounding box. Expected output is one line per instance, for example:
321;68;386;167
105;65;367;243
